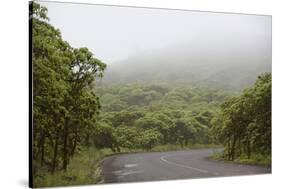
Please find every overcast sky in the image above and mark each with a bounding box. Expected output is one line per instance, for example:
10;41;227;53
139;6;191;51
41;1;271;65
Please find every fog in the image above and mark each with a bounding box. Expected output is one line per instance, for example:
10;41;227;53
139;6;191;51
41;1;271;89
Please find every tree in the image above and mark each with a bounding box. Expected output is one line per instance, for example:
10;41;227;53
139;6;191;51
115;126;139;149
92;122;120;152
139;129;163;151
173;118;196;147
32;1;73;172
31;1;106;173
211;73;271;161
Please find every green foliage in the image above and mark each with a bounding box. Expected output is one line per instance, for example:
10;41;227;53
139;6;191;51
234;153;271;167
115;126;139;149
32;1;106;182
139;129;163;150
210;73;271;161
92;122;119;152
33;147;113;187
95;84;231;151
32;2;271;187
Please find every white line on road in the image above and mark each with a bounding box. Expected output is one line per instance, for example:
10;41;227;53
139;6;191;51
160;155;210;174
120;170;143;176
114;170;143;177
124;164;138;168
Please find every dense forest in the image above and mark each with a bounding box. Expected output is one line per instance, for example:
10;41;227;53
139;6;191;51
94;84;232;151
31;2;271;187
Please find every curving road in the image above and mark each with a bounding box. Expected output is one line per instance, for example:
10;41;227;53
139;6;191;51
102;148;271;183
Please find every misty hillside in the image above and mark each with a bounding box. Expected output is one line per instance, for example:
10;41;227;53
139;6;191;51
102;35;271;90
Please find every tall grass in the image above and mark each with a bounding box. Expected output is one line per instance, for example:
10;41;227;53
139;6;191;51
33;147;113;187
211;151;271;167
234;153;271;167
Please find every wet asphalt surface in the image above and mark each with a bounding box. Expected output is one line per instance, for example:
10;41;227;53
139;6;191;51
102;148;271;183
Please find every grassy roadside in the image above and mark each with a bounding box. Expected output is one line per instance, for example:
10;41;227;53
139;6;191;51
33;147;114;188
210;151;271;167
33;144;222;187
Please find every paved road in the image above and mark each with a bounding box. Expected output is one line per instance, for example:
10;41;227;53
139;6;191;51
102;148;271;183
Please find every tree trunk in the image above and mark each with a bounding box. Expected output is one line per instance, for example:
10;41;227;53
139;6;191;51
71;132;78;157
231;136;237;161
185;138;189;146
51;131;59;174
85;133;90;147
62;118;69;171
227;138;231;160
238;137;241;156
180;140;183;148
40;130;45;166
247;138;251;159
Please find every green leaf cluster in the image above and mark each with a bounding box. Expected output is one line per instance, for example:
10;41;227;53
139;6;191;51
32;2;106;176
210;73;271;161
